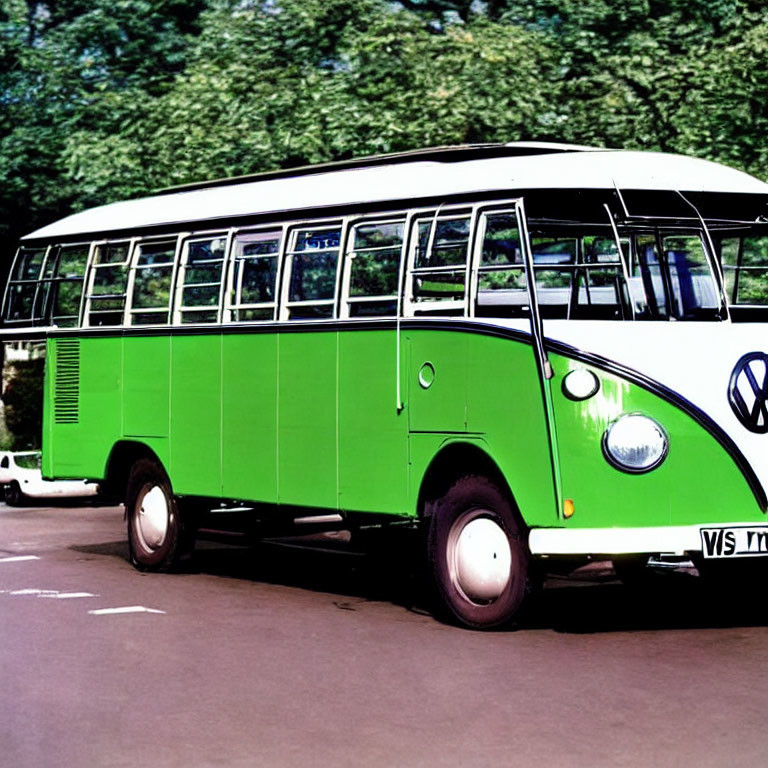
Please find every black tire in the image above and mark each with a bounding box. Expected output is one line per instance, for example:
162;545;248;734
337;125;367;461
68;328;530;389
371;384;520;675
126;458;194;571
612;554;653;587
694;556;768;588
4;481;24;507
427;474;531;630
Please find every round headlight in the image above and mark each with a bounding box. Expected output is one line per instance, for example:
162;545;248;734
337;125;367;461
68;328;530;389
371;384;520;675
602;414;668;473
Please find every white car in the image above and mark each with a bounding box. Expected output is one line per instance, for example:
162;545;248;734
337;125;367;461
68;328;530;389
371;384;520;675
0;451;99;506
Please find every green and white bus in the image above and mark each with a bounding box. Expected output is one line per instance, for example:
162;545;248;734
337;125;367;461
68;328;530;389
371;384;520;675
5;142;768;628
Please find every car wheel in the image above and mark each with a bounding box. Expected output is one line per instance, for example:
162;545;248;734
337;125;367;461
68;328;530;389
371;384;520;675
428;474;531;630
4;481;24;507
126;458;194;571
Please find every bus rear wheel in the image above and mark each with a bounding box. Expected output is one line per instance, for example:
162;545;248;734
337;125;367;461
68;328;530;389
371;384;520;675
428;474;530;630
126;458;192;572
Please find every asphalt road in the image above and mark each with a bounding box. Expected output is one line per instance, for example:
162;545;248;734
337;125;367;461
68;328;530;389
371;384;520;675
1;502;767;768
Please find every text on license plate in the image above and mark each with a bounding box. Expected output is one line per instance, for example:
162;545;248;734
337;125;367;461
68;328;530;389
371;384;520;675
700;526;768;559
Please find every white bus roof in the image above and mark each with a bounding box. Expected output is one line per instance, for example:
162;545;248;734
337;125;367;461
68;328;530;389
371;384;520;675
23;144;768;242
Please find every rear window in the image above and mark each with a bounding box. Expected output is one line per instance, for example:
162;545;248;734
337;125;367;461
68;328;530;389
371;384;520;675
14;453;41;470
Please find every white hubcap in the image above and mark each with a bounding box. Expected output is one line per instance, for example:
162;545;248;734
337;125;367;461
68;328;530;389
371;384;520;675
452;515;512;603
138;485;169;550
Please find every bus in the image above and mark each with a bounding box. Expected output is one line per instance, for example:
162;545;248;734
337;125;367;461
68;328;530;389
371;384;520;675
4;141;768;629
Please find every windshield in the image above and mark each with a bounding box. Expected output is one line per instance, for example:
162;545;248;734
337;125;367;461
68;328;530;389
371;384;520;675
473;188;768;322
473;189;729;322
624;229;721;320
478;220;722;321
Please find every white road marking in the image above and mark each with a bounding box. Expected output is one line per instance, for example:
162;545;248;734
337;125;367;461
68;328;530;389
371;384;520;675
38;592;98;599
88;606;166;615
4;588;98;599
0;555;40;563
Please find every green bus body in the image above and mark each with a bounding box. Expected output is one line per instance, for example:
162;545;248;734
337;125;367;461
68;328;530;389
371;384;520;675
44;324;760;531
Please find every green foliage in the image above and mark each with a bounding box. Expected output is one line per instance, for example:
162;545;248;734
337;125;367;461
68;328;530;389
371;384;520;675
1;0;768;267
499;0;768;169
3;358;44;450
0;0;209;246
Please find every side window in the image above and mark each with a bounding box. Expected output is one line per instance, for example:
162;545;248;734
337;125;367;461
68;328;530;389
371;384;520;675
344;220;403;318
530;235;576;319
717;234;768;305
475;212;527;318
176;235;227;324
128;239;177;325
535;235;635;320
39;244;89;327
407;214;470;316
0;456;8;469
475;211;633;321
86;242;131;326
229;230;282;321
530;234;632;320
576;236;634;319
3;247;46;324
284;226;341;320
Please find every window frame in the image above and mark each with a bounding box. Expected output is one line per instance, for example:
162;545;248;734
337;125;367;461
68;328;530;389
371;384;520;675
339;214;407;320
3;242;94;328
2;245;51;326
403;204;475;318
527;227;630;321
125;234;183;327
711;226;768;308
224;225;286;323
469;202;527;319
36;242;93;328
469;200;641;323
279;219;346;322
84;238;136;328
172;230;231;326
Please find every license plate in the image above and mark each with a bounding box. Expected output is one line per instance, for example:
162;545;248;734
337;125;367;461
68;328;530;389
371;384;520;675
700;526;768;559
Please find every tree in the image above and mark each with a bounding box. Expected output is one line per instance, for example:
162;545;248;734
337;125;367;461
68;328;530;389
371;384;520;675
1;0;768;261
3;357;44;449
0;0;208;256
59;0;560;196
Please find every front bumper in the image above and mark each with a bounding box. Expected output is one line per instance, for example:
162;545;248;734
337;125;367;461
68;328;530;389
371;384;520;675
529;523;767;557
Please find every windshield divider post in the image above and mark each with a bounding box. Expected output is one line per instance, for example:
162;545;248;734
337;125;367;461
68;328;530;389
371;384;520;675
517;199;552;380
676;190;730;321
603;203;636;321
613;184;631;220
733;235;744;305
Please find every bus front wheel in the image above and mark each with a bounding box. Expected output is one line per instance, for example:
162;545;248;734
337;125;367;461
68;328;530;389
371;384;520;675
126;459;192;572
428;474;531;630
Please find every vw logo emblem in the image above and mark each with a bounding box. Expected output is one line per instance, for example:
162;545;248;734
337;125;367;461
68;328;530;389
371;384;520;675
729;352;768;433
